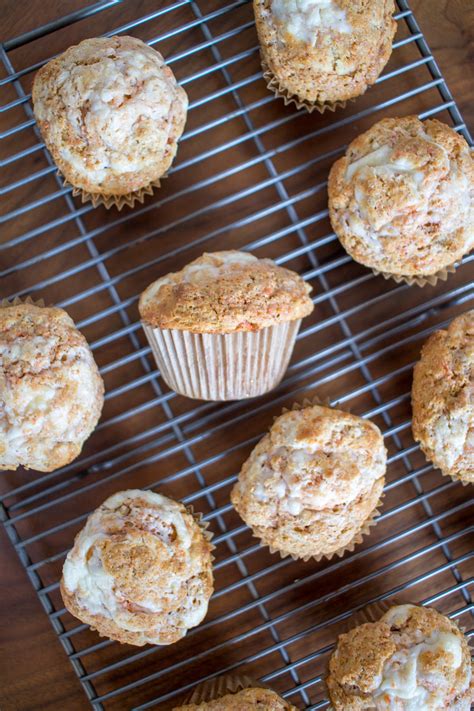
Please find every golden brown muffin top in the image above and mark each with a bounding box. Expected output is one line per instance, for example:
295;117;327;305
327;604;473;710
173;686;297;710
139;251;314;333
0;302;104;472
412;309;473;484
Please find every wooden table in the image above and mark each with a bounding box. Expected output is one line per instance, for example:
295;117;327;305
1;2;473;709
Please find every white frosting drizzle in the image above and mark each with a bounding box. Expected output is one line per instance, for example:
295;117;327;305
271;0;351;46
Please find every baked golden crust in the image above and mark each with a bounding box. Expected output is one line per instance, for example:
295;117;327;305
231;404;386;559
328;116;474;276
0;303;104;472
61;490;214;646
32;36;188;196
138;251;314;333
412;310;473;484
254;0;396;104
327;604;473;710
173;687;297;710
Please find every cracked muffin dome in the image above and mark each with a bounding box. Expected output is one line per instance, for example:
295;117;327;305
328;116;474;277
139;250;314;333
173;687;297;710
254;0;396;105
0;302;104;472
412;310;473;485
61;490;214;646
230;404;387;559
327;604;473;710
32;36;188;197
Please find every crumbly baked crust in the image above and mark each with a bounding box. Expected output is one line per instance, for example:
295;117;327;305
173;687;297;710
61;490;214;646
230;404;386;559
139;251;314;333
0;303;104;472
412;310;473;484
327;604;473;710
328;116;474;276
32;36;188;196
254;0;396;104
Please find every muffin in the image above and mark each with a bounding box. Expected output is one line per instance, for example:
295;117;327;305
60;489;214;646
0;301;104;472
254;0;396;110
32;36;188;209
230;403;386;559
139;250;314;401
327;603;473;709
328;116;474;281
173;686;297;710
412;310;473;485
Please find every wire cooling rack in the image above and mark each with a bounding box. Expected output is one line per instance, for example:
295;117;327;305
1;1;473;709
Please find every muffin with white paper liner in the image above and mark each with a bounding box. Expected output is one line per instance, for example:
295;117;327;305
138;250;314;401
60;489;214;646
328;116;474;285
32;36;188;210
0;297;104;472
230;400;387;561
326;602;473;709
254;0;396;113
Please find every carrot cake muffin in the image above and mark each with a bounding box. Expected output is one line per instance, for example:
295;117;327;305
61;489;214;646
254;0;396;107
412;310;473;485
328;116;474;278
173;686;297;710
327;603;473;709
32;36;188;203
0;302;104;472
230;404;386;559
139;250;314;401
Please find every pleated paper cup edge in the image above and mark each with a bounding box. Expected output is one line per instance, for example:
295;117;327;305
182;673;270;705
61;172;165;210
372;260;458;288
0;295;47;309
262;60;349;114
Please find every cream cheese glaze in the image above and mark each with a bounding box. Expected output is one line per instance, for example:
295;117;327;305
270;0;351;46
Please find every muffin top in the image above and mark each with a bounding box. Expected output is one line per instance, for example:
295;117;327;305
174;687;297;710
231;404;386;558
0;303;104;473
254;0;396;104
139;251;314;333
61;490;214;646
328;116;474;276
412;310;473;484
32;36;188;195
327;604;473;710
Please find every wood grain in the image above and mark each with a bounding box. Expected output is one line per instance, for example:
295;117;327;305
0;2;472;710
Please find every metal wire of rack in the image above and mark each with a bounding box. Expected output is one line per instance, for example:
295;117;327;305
0;0;473;709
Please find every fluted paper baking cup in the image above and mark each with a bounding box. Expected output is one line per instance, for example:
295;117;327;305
142;319;302;402
262;59;348;114
61;173;164;211
1;295;46;309
372;260;458;288
185;504;215;555
181;673;265;706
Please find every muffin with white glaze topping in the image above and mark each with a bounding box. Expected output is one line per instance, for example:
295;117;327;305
139;250;314;401
0;301;104;472
327;604;473;709
412;310;473;484
254;0;396;110
32;36;188;209
231;403;386;559
328;116;474;281
60;489;214;646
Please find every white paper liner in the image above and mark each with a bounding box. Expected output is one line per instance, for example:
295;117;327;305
250;396;384;562
372;260;458;288
262;59;348;114
1;295;46;309
182;674;263;705
61;173;164;211
142;319;302;402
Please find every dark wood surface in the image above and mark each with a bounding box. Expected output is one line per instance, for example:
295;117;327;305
1;2;473;710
